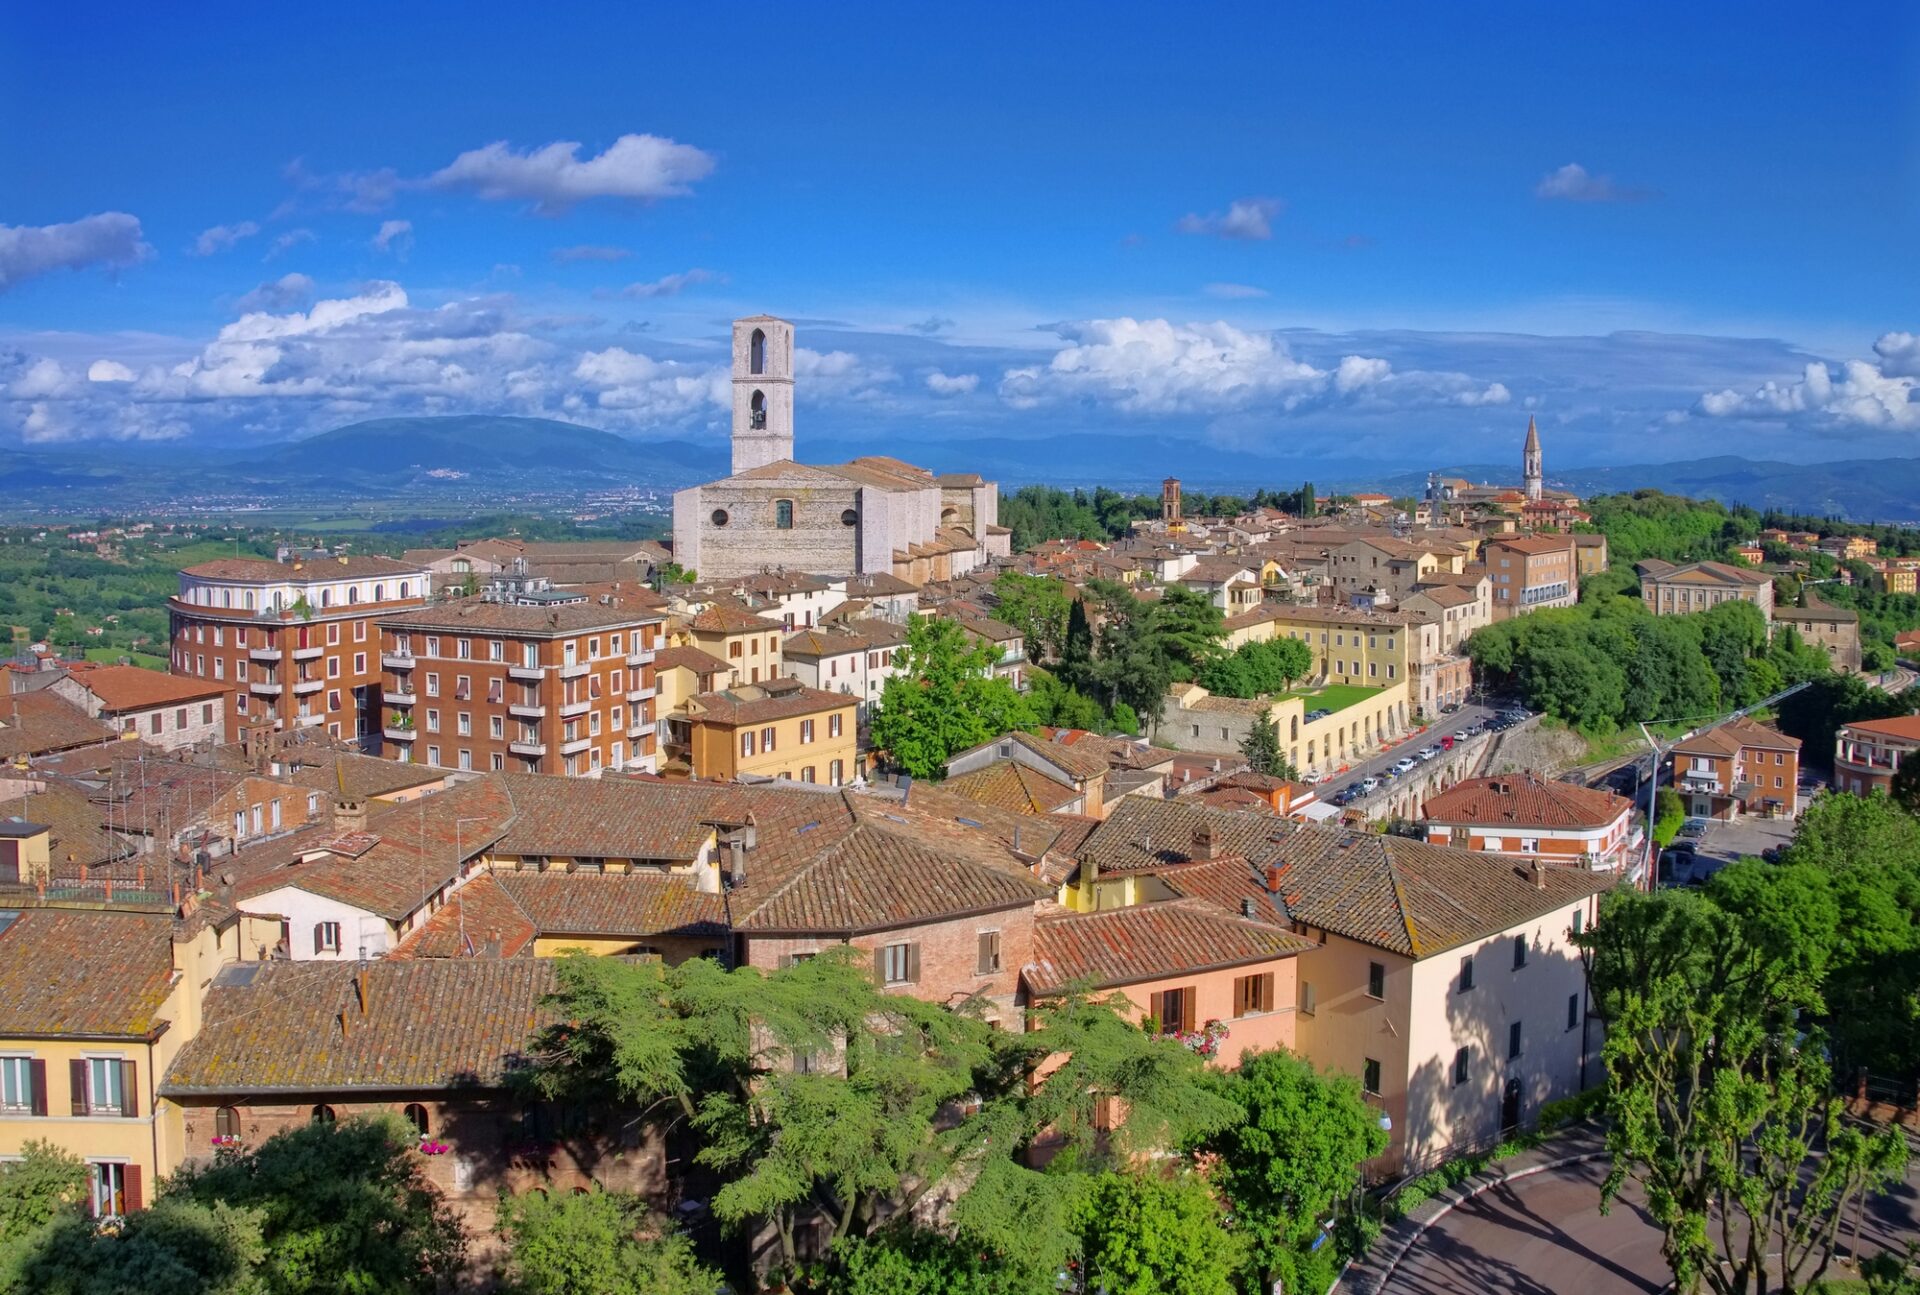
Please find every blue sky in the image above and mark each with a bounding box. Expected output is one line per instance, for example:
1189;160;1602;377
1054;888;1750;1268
3;2;1917;472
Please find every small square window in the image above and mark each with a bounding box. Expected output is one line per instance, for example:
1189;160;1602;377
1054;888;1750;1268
1363;1057;1382;1096
1366;961;1385;999
1451;1047;1470;1086
1513;936;1528;970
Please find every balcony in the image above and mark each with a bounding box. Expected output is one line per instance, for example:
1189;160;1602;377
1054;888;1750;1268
292;645;324;661
559;699;591;719
382;652;416;670
626;648;656;667
628;721;657;740
508;664;544;682
558;661;590;680
560;737;593;756
249;647;282;663
384;726;417;742
628;685;657;703
294;713;325;729
508;702;547;720
384;690;417;706
292;678;325;695
249;680;283;696
509;740;548;757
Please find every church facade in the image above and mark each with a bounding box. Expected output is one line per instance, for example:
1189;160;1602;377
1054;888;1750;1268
672;316;1008;582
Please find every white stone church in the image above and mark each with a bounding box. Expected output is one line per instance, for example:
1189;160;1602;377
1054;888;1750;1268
671;315;1010;583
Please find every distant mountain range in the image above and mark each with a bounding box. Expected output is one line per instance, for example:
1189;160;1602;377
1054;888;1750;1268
1;417;1915;522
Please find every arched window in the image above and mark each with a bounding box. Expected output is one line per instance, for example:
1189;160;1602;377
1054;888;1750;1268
1290;715;1298;741
749;389;767;429
348;587;360;604
320;589;332;608
399;582;411;599
222;589;233;608
774;499;794;530
311;1104;336;1124
244;592;255;610
215;1106;241;1138
750;328;766;375
373;584;384;602
403;1103;430;1137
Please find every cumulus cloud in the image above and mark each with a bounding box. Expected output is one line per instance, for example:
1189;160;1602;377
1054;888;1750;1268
795;347;897;401
999;318;1507;415
925;371;979;396
1204;282;1268;299
552;245;632;263
372;220;413;255
0;213;151;291
429;133;715;214
1534;163;1655;203
266;229;316;260
88;360;135;383
235;273;317;313
1176;197;1284;240
9;358;81;400
1696;337;1920;431
573;346;728;417
610;268;715;300
192;221;261;256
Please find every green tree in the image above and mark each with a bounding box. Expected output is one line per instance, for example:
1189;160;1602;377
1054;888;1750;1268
799;1225;1028;1295
1651;786;1685;848
1153;586;1226;680
1578;876;1909;1295
0;1141;87;1247
1073;1172;1239;1295
1027;671;1109;732
168;1115;466;1295
1893;758;1920;817
991;572;1072;663
1238;712;1297;779
1199;1050;1388;1295
870;615;1039;779
14;1199;268;1295
497;1188;717;1295
1061;596;1094;686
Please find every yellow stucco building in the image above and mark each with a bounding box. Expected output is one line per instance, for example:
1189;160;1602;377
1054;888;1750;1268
684;679;860;784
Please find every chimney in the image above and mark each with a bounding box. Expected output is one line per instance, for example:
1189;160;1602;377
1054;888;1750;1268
332;795;368;835
728;837;747;887
1192;824;1219;860
1240;897;1257;919
1265;864;1283;892
1531;859;1547;890
1084;856;1101;912
898;774;913;806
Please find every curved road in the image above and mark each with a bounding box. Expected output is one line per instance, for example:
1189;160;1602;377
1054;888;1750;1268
1381;1151;1920;1295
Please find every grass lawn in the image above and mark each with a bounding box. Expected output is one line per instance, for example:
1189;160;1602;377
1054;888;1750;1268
1546;717;1691;766
1282;683;1381;715
82;647;168;670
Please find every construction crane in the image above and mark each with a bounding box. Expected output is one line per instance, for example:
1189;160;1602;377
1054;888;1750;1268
1633;680;1813;887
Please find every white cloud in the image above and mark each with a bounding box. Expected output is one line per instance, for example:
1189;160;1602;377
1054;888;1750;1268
193;221;261;256
266;229;316;260
235;273;316;313
1534;163;1653;203
552;245;632;263
795;347;896;400
1176;197;1284;240
1204;282;1268;299
9;358;80;399
0;213;151;291
372;220;413;255
998;318;1507;415
88;360;135;383
573;346;728;417
429;133;715;214
925;371;979;396
1696;342;1920;431
612;268;715;299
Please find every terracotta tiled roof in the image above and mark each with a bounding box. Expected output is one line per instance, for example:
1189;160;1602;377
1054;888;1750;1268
0;908;177;1038
943;762;1083;814
64;665;226;712
159;958;559;1094
687;681;853;727
689;601;784;634
1486;535;1574;556
181;556;426;581
279;751;444;801
1841;715;1920;742
1025;898;1315;993
492;774;725;860
0;692;117;759
652;645;733;676
390;874;536;959
782;628;872;659
0;783;130;874
1000;730;1110;781
1635;559;1770;588
1671;716;1800;758
1422;773;1631;830
493;872;726;939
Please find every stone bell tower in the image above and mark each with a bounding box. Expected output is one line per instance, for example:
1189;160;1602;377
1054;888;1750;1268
1522;415;1543;503
731;315;795;475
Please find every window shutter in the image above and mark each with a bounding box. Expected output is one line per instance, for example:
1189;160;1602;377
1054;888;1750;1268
121;1061;139;1118
69;1059;88;1116
1147;991;1165;1029
872;949;886;985
314;923;326;955
123;1164;143;1212
28;1060;46;1117
907;943;921;984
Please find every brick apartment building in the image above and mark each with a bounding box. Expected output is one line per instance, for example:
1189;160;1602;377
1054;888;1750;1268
1421;772;1640;872
1670;717;1800;820
169;556;433;746
1482;534;1578;620
376;585;664;778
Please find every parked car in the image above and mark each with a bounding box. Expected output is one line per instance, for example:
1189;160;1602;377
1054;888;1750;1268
1390;757;1417;775
1300;769;1324;784
1416;746;1440;762
1440;701;1461;713
1679;817;1710;839
1439;735;1456;751
1357;776;1380;794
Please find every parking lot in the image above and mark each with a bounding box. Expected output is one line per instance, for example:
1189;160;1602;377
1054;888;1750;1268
1662;796;1807;886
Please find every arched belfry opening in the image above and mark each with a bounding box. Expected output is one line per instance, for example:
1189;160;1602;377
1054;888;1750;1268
750;390;767;428
750;328;767;376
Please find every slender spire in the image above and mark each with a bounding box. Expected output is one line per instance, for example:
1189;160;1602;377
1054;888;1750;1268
1523;415;1540;453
